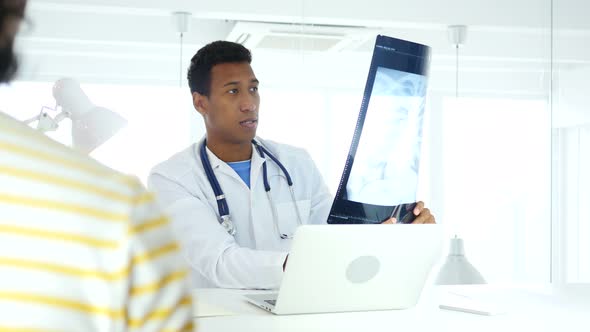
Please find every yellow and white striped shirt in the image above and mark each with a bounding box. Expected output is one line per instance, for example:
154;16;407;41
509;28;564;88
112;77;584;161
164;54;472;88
0;112;194;331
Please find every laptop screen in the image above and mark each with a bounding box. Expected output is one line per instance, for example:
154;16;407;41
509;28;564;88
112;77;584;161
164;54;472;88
328;35;431;224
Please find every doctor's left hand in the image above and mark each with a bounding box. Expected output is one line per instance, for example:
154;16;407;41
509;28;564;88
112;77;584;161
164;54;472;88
382;201;435;224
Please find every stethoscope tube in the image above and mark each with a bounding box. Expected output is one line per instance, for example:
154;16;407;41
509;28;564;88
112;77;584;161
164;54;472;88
200;140;235;235
199;139;302;239
253;141;293;186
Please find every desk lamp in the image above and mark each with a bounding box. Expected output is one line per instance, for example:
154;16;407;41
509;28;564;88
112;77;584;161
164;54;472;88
24;78;127;153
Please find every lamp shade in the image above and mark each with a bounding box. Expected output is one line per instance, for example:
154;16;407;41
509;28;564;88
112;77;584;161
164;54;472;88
435;236;486;285
71;106;127;154
52;78;127;154
53;78;94;117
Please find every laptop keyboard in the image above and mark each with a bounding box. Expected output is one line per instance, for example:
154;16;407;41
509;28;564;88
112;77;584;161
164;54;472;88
264;299;277;306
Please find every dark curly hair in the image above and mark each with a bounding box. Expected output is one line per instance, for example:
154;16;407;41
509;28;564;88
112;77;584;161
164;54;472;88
0;0;26;83
187;40;252;96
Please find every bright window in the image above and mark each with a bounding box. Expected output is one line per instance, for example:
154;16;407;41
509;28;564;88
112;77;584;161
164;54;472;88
440;97;551;283
0;82;196;182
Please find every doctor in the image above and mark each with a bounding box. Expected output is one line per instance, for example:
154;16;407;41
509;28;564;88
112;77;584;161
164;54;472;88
148;41;434;289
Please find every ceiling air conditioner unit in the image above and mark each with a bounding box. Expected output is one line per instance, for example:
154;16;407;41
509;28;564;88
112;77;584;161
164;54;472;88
226;21;377;52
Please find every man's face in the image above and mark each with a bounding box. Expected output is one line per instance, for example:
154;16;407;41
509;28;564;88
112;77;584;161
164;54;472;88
194;62;260;145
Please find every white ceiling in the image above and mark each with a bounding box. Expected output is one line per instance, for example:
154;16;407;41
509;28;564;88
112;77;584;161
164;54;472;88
12;0;590;97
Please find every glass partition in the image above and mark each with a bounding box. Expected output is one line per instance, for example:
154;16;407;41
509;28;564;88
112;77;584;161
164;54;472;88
552;0;590;283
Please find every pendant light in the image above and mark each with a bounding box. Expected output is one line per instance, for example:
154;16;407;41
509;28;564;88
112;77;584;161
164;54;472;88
435;25;486;285
448;25;468;98
172;11;192;87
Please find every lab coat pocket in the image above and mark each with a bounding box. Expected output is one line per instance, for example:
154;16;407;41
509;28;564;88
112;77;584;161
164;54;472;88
275;199;311;238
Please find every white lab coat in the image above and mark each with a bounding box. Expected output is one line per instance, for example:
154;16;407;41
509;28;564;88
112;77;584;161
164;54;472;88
148;137;333;289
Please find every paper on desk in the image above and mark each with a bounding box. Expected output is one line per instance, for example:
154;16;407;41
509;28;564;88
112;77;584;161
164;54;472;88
439;295;506;316
194;299;237;317
438;288;508;316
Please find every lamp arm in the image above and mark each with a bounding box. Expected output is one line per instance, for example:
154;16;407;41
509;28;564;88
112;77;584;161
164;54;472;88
23;105;58;125
53;110;71;123
23;114;42;125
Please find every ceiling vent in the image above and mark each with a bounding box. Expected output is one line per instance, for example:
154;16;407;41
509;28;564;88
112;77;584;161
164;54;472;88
226;21;378;52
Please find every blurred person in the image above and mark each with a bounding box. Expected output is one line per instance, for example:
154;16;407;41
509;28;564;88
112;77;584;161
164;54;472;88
0;1;194;330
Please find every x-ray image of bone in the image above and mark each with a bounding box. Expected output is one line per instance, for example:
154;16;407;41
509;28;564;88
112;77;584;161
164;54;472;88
346;67;427;206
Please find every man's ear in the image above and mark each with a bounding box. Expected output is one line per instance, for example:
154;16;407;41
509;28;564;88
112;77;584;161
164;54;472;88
192;92;208;116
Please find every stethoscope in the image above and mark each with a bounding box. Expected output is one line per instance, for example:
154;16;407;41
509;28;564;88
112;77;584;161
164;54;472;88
198;139;303;239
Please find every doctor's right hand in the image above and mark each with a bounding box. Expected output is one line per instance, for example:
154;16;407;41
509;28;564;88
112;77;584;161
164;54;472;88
382;201;435;224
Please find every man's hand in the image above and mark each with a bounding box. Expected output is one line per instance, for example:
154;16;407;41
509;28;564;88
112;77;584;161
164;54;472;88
382;201;435;224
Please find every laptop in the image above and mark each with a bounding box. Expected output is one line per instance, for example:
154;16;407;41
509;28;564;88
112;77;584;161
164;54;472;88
244;224;443;315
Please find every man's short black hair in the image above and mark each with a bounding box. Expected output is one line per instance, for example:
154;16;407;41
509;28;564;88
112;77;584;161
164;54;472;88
187;40;252;96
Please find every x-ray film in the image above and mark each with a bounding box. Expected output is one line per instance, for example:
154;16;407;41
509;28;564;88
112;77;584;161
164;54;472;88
327;35;430;224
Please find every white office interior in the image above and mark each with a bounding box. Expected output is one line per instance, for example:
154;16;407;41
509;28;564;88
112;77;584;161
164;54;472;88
1;0;589;330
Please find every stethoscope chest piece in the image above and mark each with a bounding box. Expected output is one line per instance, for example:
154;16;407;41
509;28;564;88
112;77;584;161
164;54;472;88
220;215;236;236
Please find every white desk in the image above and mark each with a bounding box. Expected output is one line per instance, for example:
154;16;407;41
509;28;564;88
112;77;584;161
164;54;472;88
192;284;590;332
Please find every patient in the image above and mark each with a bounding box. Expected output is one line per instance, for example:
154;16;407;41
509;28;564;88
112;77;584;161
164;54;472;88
0;1;194;330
